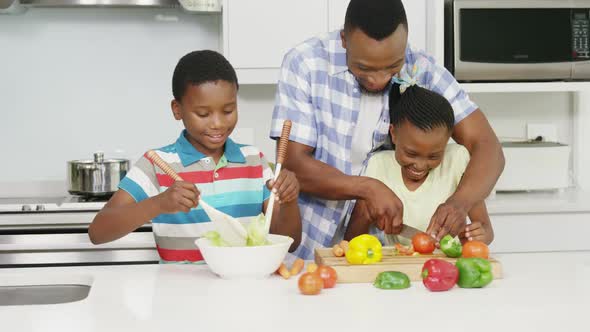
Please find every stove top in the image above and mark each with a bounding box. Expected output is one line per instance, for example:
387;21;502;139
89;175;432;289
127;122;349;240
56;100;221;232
0;196;108;213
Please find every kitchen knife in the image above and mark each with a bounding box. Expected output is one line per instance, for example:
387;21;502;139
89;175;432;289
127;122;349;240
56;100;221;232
398;224;423;239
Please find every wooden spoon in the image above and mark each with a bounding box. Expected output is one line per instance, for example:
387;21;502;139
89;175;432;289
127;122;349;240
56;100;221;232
263;120;292;235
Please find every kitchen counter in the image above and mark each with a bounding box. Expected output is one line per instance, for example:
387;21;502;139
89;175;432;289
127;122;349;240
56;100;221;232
0;251;588;332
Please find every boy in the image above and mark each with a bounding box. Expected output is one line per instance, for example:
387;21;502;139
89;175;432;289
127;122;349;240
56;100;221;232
88;50;302;262
345;82;494;245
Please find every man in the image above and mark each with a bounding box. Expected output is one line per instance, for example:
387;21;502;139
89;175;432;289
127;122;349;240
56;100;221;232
270;0;504;259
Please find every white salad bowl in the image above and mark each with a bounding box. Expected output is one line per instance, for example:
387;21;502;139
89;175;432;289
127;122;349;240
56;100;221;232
195;234;294;279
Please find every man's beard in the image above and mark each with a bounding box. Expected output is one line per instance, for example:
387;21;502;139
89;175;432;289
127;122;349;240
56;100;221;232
352;73;391;95
359;83;389;95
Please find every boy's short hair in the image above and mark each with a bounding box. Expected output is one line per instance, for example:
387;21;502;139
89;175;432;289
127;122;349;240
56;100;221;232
344;0;407;41
172;50;239;101
389;83;455;132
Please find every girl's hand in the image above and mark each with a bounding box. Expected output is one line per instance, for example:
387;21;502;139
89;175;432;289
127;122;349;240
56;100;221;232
267;170;299;204
156;181;200;214
460;221;490;244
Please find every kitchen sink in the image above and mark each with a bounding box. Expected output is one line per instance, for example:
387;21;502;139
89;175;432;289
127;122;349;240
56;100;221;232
0;284;91;306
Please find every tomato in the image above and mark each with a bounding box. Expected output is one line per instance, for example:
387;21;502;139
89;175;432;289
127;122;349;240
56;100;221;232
462;240;489;259
298;272;323;295
316;265;338;288
412;232;436;254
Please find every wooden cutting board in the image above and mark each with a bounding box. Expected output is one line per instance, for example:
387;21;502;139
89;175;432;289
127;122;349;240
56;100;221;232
315;247;503;283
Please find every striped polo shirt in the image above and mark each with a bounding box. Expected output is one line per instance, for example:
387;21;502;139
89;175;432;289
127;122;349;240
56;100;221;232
118;130;273;263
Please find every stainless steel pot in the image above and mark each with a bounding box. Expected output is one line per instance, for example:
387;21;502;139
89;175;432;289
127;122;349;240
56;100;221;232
67;152;129;197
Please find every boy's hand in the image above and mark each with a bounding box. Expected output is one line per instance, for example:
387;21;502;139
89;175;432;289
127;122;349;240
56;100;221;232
267;169;299;204
459;221;490;244
156;181;200;214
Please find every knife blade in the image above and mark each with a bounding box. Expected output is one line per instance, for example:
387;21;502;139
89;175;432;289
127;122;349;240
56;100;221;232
398;224;423;239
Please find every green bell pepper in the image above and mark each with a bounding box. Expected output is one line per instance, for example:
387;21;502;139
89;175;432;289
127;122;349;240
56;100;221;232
440;234;462;258
373;271;410;290
455;258;493;288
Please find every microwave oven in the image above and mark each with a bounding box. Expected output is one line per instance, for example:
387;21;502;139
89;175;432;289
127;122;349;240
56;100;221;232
445;0;590;81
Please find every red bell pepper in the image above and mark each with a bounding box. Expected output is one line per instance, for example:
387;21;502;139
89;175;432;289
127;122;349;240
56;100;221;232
421;259;459;292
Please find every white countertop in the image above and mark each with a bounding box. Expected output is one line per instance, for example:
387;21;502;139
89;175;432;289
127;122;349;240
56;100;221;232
0;251;588;332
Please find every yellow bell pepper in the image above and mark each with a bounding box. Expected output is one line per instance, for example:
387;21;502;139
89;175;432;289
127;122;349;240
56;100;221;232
345;234;383;264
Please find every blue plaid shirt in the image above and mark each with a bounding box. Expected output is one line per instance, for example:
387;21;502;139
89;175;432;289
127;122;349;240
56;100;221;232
270;30;478;260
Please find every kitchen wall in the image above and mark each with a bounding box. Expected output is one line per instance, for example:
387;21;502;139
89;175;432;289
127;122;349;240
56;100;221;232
0;8;277;196
0;8;574;197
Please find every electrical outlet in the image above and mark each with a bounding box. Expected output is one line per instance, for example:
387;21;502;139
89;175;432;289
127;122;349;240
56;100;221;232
527;123;558;142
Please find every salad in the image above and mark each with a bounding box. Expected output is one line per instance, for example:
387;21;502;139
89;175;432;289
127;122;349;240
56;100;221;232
203;213;270;247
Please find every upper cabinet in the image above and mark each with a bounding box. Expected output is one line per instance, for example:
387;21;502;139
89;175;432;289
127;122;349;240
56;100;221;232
222;0;328;83
222;0;429;84
328;0;348;31
403;0;427;53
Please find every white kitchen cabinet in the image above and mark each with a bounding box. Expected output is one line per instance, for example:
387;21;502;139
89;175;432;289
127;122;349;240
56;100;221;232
327;0;348;31
485;189;590;253
404;0;427;52
222;0;328;84
224;0;429;84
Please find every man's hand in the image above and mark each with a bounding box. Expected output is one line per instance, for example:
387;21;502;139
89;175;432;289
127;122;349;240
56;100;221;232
426;198;468;242
362;178;404;234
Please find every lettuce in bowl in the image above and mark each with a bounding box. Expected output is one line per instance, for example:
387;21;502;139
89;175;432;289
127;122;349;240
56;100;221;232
204;213;271;247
